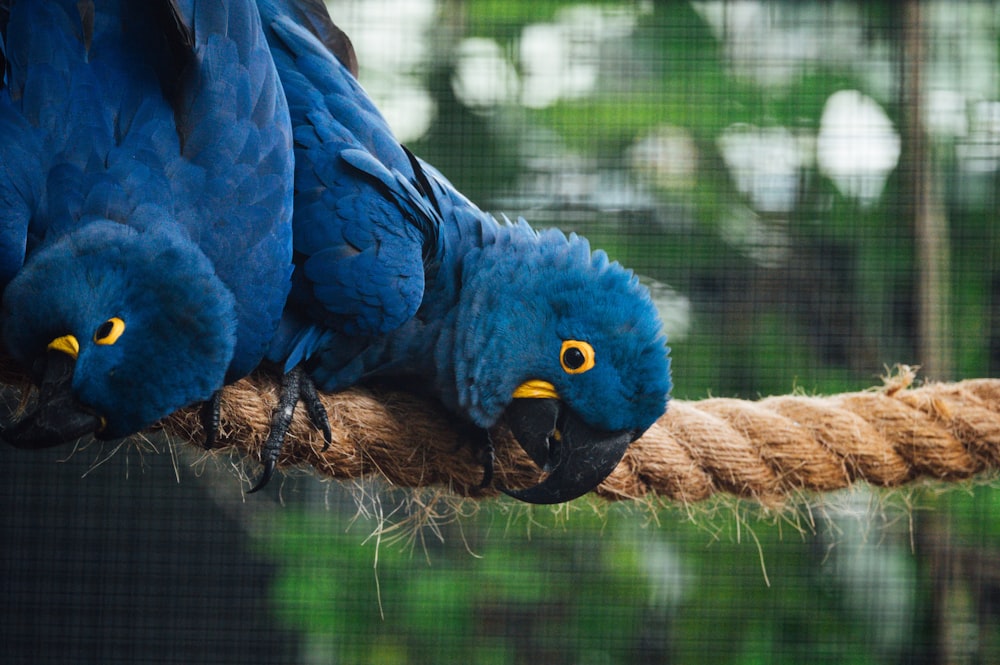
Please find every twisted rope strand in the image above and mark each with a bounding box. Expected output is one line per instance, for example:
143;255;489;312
149;367;1000;503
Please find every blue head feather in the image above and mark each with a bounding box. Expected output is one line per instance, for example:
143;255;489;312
447;224;671;433
2;221;238;438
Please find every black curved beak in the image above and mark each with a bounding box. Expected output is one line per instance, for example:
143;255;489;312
500;397;637;504
1;349;102;449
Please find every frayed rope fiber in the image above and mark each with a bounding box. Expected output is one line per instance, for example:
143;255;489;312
154;366;1000;503
5;359;999;503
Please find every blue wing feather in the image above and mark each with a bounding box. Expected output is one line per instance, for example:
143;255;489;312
166;0;295;377
0;99;37;283
260;8;438;369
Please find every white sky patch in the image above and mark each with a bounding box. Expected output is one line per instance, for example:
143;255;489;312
926;88;968;138
718;124;809;212
717;205;790;268
957;99;1000;173
368;78;436;144
629;125;700;191
816;89;901;204
327;0;436;70
518;5;643;109
642;278;692;343
519;22;599;109
452;38;519;109
324;0;436;142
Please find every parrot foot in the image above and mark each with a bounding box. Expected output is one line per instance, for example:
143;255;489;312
476;436;496;491
460;429;496;493
449;426;497;493
248;367;332;493
200;391;223;449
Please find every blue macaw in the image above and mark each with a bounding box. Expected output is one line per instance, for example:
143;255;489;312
0;0;302;464
256;1;671;503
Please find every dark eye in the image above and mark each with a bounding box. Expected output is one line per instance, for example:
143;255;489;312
563;347;586;370
560;340;595;374
94;317;125;346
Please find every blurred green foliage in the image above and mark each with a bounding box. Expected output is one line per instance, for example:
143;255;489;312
263;482;1000;663
262;488;963;664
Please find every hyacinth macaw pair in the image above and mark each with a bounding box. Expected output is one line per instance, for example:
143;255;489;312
0;0;671;504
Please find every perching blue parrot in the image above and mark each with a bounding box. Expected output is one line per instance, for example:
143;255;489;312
0;0;302;464
256;0;671;503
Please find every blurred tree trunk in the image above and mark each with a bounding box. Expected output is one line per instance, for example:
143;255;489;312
898;0;953;381
899;4;955;662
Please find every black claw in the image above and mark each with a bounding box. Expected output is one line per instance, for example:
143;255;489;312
200;391;222;449
248;457;276;494
298;371;332;451
477;435;496;491
249;368;301;493
456;427;495;492
247;367;331;493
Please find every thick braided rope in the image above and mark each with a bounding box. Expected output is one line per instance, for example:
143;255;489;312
152;367;1000;503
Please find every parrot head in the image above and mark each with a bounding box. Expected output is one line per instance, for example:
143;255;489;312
1;220;238;447
453;225;671;504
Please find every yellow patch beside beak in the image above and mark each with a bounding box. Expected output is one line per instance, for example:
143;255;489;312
47;335;80;360
512;379;560;400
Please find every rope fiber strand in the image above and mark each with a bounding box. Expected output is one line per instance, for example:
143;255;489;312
153;366;1000;503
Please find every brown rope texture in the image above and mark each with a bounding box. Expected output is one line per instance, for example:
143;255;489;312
149;366;1000;503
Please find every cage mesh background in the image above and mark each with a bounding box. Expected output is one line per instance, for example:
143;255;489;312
3;1;1000;663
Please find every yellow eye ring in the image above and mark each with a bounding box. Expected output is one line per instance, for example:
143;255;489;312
94;317;126;346
560;340;595;374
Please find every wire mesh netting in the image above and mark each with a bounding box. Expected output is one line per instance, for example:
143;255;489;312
3;1;1000;663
